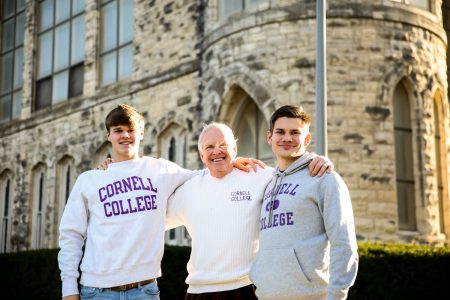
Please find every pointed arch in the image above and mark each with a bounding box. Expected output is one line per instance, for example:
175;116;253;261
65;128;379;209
432;89;450;238
30;163;47;249
157;122;191;246
54;155;76;247
94;141;112;168
393;79;418;231
0;169;14;253
214;70;276;164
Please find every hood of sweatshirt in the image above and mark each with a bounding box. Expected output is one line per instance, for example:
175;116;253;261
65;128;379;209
273;151;314;178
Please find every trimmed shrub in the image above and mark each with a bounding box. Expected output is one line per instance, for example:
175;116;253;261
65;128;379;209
0;242;449;299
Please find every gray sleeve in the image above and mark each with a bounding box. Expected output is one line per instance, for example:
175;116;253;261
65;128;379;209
321;173;359;300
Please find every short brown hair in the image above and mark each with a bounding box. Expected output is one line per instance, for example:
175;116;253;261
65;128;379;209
105;104;144;132
269;105;311;132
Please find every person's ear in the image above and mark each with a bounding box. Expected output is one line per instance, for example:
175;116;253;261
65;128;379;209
304;132;311;146
266;131;272;144
106;131;111;141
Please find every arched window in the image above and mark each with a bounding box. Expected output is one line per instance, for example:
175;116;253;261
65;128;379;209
433;91;448;235
235;100;272;164
0;170;13;253
159;124;191;246
94;141;111;169
31;164;47;249
393;83;416;231
55;156;75;246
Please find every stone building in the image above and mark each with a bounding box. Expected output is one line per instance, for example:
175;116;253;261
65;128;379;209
0;0;449;252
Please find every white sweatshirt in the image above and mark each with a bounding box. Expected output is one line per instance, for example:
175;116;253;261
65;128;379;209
58;157;196;297
166;167;273;294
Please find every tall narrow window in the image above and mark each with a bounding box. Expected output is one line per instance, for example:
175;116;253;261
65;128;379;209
0;171;13;253
0;0;25;122
56;157;75;237
235;100;272;164
393;83;416;231
433;94;445;234
160;124;190;246
31;165;47;249
35;0;85;111
100;0;134;86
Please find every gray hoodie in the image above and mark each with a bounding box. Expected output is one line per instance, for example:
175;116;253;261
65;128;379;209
250;152;358;300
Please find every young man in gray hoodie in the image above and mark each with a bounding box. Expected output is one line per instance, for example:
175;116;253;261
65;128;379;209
250;105;358;300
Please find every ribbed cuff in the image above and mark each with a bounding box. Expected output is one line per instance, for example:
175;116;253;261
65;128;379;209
62;278;79;297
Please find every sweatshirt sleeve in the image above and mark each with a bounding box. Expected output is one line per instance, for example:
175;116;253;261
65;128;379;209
321;173;359;300
166;188;186;230
159;158;205;194
57;175;89;297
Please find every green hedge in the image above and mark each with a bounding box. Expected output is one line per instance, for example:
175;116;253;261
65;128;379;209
1;242;449;299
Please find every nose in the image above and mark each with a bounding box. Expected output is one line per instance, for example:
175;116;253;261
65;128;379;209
281;133;292;141
121;131;130;138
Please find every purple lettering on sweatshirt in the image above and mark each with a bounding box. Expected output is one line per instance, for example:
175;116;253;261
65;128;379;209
260;212;295;231
98;177;158;202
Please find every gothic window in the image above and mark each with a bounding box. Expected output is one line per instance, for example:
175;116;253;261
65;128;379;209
100;0;134;86
94;141;112;169
0;171;13;253
433;92;447;234
56;156;75;227
0;0;25;122
391;0;430;11
235;100;272;164
31;164;47;249
393;83;416;231
35;0;85;111
160;124;191;246
220;0;269;19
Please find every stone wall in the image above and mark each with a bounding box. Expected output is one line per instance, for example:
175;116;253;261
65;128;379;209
0;0;448;251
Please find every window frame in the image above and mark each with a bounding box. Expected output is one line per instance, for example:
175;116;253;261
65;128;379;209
34;0;85;111
0;0;25;122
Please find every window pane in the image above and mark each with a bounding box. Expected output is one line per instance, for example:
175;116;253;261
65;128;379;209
17;0;26;11
118;44;133;79
2;19;14;52
101;52;117;85
0;95;11;122
72;0;86;15
36;78;52;110
12;90;22;118
14;47;24;88
102;1;118;52
38;32;53;78
53;71;69;103
69;64;84;97
39;0;54;32
119;0;134;44
0;53;13;93
71;15;85;64
55;0;70;23
15;12;25;46
54;22;70;71
221;0;242;18
3;0;15;18
409;0;430;10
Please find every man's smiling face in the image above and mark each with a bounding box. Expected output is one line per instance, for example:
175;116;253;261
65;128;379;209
199;127;237;179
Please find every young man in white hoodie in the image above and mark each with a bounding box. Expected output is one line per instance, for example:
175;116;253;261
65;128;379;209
58;105;260;300
250;105;358;300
